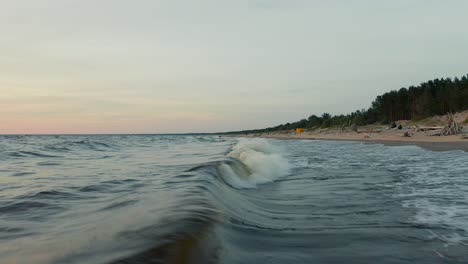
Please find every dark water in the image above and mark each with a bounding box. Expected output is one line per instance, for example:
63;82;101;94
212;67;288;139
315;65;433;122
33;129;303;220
0;135;467;264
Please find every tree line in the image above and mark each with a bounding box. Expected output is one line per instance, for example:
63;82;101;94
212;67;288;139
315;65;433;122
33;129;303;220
225;74;468;134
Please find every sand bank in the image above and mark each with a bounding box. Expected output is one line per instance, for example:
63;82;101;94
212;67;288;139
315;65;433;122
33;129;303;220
229;127;468;152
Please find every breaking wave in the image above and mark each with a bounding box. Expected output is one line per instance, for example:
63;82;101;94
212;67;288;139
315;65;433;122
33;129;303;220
217;138;290;188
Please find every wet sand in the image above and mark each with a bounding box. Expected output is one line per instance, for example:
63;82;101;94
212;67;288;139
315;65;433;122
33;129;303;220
228;128;468;152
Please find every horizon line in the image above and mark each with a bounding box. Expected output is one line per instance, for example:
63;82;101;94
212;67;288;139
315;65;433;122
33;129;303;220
0;133;221;136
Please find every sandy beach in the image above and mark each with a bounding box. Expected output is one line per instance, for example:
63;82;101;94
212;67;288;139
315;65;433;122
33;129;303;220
228;111;468;152
236;130;467;152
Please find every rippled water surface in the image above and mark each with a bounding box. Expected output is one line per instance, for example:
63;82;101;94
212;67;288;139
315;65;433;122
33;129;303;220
0;135;467;263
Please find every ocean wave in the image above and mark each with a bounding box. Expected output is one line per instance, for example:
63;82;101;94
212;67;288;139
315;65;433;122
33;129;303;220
41;139;120;153
67;140;119;151
0;200;64;215
11;171;36;177
217;138;290;189
8;151;61;158
2;135;466;264
18;190;80;200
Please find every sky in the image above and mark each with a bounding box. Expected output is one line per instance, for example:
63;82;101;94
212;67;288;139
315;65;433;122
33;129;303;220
1;0;468;134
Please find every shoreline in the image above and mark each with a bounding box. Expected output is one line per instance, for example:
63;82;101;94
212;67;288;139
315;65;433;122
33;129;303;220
226;131;468;152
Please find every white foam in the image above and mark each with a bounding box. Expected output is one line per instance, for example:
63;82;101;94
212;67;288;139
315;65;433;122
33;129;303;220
219;138;290;189
391;151;468;246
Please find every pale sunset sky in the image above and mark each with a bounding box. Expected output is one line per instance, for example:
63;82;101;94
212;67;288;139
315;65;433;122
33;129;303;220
1;0;468;134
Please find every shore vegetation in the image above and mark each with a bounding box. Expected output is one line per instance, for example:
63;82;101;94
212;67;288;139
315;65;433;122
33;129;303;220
225;74;468;134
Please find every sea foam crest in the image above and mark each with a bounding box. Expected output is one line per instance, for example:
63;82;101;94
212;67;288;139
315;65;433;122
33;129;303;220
218;138;290;188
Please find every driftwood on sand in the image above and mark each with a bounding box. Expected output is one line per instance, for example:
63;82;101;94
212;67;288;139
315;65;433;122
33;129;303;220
416;126;444;132
439;113;462;136
403;131;412;137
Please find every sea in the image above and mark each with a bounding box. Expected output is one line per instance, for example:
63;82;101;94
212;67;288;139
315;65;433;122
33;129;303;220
0;135;467;264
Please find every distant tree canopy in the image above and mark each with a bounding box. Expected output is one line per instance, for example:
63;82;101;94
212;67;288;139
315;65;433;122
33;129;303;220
224;74;468;134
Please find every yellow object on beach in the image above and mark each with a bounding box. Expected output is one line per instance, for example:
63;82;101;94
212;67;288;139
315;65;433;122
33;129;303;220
296;128;304;134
